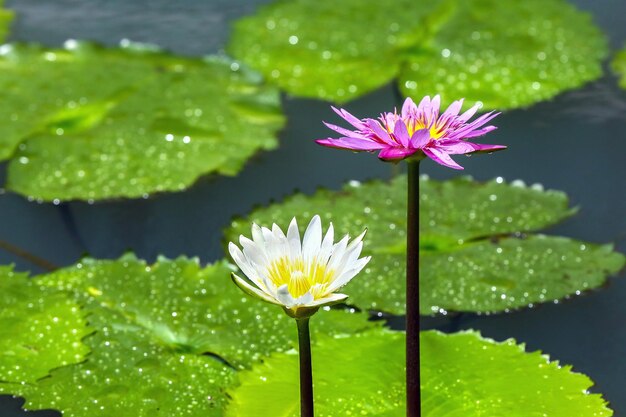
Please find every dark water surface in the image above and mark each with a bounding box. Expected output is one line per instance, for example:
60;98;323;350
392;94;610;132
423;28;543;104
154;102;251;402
1;0;625;416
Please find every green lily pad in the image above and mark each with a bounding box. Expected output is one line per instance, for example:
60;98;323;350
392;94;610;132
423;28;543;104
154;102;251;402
228;0;607;107
612;46;626;89
399;0;608;109
0;1;12;42
225;176;625;315
0;41;285;201
0;255;375;416
0;265;91;384
227;329;612;416
38;255;376;369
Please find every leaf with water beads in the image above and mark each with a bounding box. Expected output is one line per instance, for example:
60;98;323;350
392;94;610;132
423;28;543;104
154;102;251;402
0;266;91;384
399;0;608;109
612;46;626;90
1;256;376;416
227;329;612;416
225;175;625;315
0;41;285;201
228;0;607;107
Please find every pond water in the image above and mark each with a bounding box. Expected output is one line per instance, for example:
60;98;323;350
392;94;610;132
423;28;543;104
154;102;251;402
0;0;625;416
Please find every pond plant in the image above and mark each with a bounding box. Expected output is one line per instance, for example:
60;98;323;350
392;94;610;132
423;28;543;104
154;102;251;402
0;1;625;417
316;96;505;415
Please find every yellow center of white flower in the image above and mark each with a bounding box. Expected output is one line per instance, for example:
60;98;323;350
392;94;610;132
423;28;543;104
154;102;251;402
266;256;334;299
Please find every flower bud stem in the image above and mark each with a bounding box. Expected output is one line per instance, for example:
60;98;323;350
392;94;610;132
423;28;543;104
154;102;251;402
296;317;314;417
406;159;421;417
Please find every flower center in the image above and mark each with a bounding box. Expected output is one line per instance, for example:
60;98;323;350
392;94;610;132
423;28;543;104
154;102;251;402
266;256;334;299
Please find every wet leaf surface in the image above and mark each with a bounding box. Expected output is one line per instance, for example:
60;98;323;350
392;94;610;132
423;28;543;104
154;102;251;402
227;329;612;416
0;266;91;384
226;176;625;315
0;41;285;201
0;256;375;416
228;0;607;107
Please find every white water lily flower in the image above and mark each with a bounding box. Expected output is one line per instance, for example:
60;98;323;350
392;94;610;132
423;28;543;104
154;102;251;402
228;215;371;318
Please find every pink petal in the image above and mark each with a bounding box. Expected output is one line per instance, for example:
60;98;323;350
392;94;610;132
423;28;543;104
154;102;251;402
435;139;477;154
410;129;432;149
365;118;394;145
316;137;387;151
331;106;365;129
423;147;464;170
450;111;500;139
378;147;417;161
393;119;411;147
438;99;463;125
466;143;507;153
457;102;482;123
323;122;367;139
401;97;417;119
459;126;498;138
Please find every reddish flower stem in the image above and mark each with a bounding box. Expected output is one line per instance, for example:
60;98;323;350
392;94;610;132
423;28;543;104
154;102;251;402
296;317;314;417
406;159;420;416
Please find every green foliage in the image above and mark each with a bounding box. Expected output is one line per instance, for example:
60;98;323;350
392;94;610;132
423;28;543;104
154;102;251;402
0;41;285;201
226;176;625;315
612;46;626;89
228;0;607;107
0;0;12;42
228;330;612;416
0;266;91;384
0;256;375;416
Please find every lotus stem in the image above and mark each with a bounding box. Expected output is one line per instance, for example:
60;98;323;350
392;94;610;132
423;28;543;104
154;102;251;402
406;159;420;416
296;317;314;417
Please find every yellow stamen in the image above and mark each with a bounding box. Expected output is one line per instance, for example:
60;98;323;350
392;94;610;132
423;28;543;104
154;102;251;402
266;256;334;299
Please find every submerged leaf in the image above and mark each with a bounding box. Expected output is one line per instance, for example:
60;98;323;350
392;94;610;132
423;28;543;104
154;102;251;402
228;0;607;107
225;176;625;315
0;41;285;201
227;330;612;416
0;266;91;384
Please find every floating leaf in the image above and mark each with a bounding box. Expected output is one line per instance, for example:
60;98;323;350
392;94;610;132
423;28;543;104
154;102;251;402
0;266;91;384
225;176;625;315
228;0;607;107
0;0;12;42
399;0;608;109
227;330;612;416
0;41;285;201
38;255;377;368
612;46;626;89
0;256;375;416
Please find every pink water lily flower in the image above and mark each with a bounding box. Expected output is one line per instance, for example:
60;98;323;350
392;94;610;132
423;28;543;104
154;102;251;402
315;96;506;169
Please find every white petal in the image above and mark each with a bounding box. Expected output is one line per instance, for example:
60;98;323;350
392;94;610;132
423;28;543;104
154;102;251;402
306;293;349;307
293;291;315;306
286;217;302;261
276;284;296;307
302;215;322;263
251;224;265;245
326;235;350;271
317;222;335;265
327;256;370;293
231;273;281;305
228;242;265;289
240;236;269;268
